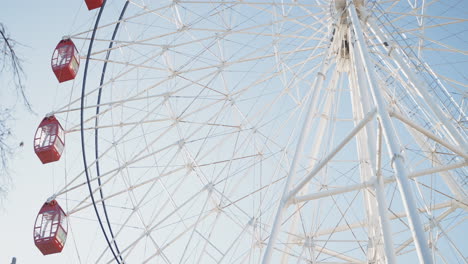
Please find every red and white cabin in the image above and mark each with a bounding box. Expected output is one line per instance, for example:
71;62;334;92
51;38;80;83
34;115;65;164
85;0;104;10
34;200;68;255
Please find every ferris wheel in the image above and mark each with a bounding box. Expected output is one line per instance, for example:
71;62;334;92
32;0;467;263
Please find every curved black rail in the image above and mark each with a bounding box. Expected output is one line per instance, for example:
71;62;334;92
93;1;130;262
80;0;130;263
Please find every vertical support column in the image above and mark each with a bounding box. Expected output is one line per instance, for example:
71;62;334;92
365;15;467;151
347;25;385;261
280;70;343;263
375;124;397;264
348;2;433;264
348;24;396;263
261;44;334;264
364;13;468;202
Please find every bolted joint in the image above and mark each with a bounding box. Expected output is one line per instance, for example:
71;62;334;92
303;236;314;248
390;153;405;168
177;139;185;149
204;182;215;193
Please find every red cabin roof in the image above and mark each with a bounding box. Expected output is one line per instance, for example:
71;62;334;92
51;38;80;83
34;115;65;164
85;0;104;10
34;200;68;255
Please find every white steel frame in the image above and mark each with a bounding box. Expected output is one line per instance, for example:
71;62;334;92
261;1;466;264
40;0;467;263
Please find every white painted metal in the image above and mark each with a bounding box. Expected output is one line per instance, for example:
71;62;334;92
364;13;468;151
40;1;467;263
348;2;433;263
347;31;384;264
286;109;377;201
362;13;468;203
261;40;334;264
389;111;468;160
280;69;344;263
293;161;467;205
374;124;396;264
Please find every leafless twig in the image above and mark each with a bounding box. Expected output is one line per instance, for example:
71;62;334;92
0;23;32;110
0;23;31;199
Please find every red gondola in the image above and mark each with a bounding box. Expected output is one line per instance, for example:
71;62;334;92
85;0;104;10
33;200;68;255
51;38;80;83
34;115;65;164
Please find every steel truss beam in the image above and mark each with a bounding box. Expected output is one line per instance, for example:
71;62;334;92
348;3;433;263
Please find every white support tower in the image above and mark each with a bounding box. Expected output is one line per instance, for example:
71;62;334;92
42;0;467;263
261;0;466;263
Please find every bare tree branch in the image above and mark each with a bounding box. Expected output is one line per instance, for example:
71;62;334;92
0;23;31;200
0;110;12;169
0;23;32;110
0;109;13;203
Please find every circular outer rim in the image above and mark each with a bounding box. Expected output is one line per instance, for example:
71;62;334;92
80;1;130;263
